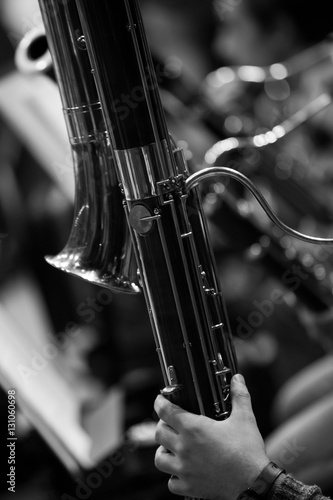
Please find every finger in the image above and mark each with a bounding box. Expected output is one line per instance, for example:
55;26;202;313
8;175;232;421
155;450;191;497
154;445;177;475
155;420;179;454
230;373;254;417
154;394;189;431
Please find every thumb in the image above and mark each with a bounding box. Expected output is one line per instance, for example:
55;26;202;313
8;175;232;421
230;373;254;417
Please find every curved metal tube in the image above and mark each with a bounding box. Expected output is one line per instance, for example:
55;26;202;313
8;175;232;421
185;167;333;245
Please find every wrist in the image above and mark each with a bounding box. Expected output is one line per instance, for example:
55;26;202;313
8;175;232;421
237;462;286;500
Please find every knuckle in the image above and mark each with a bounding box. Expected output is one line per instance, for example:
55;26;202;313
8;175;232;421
176;461;187;477
154;430;161;444
245;411;257;426
154;395;167;419
188;419;202;434
154;422;163;443
168;474;191;497
174;438;189;459
154;446;165;470
168;479;179;494
154;449;162;469
175;442;185;458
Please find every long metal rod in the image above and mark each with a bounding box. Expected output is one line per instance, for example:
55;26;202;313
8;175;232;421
178;195;228;414
155;203;205;415
168;198;222;413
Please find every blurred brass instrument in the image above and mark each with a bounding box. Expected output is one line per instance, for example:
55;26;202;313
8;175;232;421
203;93;332;165
159;38;333;217
201;69;333;224
204;39;333;86
199;35;333;139
197;46;333;314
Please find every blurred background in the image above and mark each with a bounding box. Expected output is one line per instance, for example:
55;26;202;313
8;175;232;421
0;0;333;498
